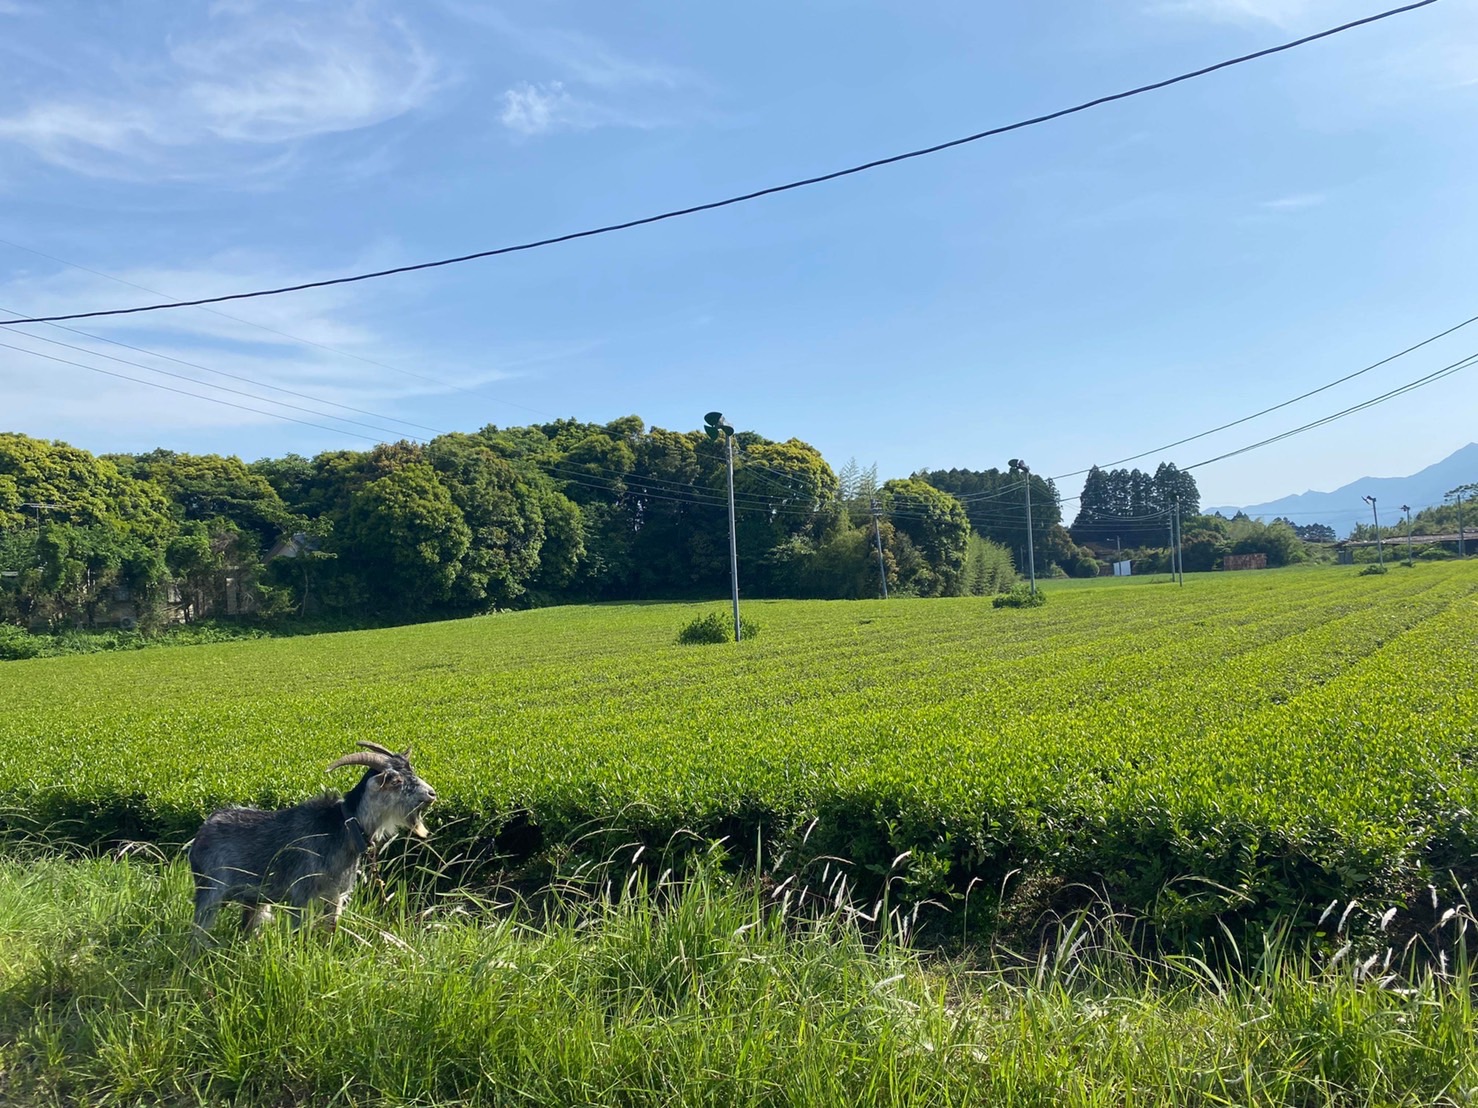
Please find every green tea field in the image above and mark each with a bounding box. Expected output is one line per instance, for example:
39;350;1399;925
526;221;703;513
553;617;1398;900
3;563;1476;934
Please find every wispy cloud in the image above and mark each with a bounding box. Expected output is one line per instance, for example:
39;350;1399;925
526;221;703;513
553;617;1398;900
442;3;702;136
498;80;671;136
499;82;579;136
0;3;439;181
1261;192;1325;210
1148;0;1326;29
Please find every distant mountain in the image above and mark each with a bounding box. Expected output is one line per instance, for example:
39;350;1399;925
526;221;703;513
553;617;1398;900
1209;443;1478;538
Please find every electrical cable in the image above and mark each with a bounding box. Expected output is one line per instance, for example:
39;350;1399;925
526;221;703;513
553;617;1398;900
0;312;438;441
0;0;1437;328
0;339;386;443
1052;304;1478;483
0;236;516;402
1182;350;1478;472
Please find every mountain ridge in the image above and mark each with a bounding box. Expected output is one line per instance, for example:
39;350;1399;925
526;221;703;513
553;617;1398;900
1209;443;1478;537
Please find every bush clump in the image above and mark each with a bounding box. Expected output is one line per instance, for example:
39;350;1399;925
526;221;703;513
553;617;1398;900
677;611;761;645
992;586;1047;609
1358;564;1389;576
0;624;44;661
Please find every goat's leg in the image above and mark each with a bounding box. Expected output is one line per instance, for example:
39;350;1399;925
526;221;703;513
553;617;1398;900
240;903;273;936
192;883;224;932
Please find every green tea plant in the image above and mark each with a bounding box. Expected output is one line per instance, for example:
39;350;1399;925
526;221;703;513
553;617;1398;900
1;565;1474;943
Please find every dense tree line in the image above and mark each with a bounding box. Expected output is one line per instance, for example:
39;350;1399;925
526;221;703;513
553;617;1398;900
915;466;1101;578
7;422;1347;634
2;423;1034;632
1070;463;1200;547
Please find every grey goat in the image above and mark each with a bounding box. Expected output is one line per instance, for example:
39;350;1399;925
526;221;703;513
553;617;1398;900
189;741;436;935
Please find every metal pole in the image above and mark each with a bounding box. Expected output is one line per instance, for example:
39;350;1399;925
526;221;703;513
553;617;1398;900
870;497;888;599
1168;513;1175;580
1401;504;1413;565
1457;490;1467;558
726;432;740;641
1175;498;1184;585
1363;496;1383;566
1023;480;1036;595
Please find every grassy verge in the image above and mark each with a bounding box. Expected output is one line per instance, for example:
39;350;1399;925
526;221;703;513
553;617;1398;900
3;853;1477;1107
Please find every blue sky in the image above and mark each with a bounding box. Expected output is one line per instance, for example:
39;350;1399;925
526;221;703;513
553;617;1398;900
0;0;1474;512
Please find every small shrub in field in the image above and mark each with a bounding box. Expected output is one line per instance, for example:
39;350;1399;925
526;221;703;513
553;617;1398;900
1358;564;1389;576
992;586;1047;609
677;611;761;645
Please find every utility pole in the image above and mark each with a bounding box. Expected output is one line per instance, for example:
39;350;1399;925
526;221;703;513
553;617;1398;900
703;412;742;641
870;497;888;599
1362;495;1383;566
21;501;61;526
1009;459;1035;595
1447;485;1469;558
1175;498;1184;585
1401;504;1414;565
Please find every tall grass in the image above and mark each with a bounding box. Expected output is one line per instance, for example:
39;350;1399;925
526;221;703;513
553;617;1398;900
3;853;1476;1107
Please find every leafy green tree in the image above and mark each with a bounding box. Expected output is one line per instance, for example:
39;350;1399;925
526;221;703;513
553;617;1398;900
0;433;172;534
425;433;553;610
1180;528;1229;572
118;449;297;553
881;478;970;596
341;463;472;615
917;465;1061;567
1224;517;1304;567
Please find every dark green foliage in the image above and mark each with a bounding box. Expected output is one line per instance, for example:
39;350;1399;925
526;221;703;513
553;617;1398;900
880;478;970;597
1359;563;1389;576
4;425;1177;634
0;624;42;660
916;465;1061;569
992;584;1047;608
1071;462;1200;546
677;610;760;645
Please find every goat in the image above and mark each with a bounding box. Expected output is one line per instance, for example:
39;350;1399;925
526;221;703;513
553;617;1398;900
189;741;436;936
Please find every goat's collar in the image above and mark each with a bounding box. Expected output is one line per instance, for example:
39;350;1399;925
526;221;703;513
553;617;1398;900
337;799;370;855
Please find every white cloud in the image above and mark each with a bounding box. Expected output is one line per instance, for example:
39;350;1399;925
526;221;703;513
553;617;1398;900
1149;0;1331;29
1261;192;1326;210
499;82;578;136
0;3;439;180
443;3;702;136
497;79;671;136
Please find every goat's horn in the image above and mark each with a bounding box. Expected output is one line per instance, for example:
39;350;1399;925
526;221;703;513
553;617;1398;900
401;743;413;758
356;740;395;757
327;752;392;773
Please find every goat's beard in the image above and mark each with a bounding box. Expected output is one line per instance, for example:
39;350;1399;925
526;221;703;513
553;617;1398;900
409;813;430;838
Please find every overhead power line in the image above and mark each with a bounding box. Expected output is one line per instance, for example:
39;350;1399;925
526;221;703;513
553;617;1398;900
0;0;1437;329
0;308;447;438
0;236;482;399
1052;305;1478;482
0;339;387;443
1183;350;1478;471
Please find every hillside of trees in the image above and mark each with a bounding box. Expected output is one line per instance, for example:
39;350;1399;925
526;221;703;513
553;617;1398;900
4;422;1392;637
1;422;1028;632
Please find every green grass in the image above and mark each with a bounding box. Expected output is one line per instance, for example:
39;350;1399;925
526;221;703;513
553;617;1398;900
2;564;1476;943
2;853;1476;1107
